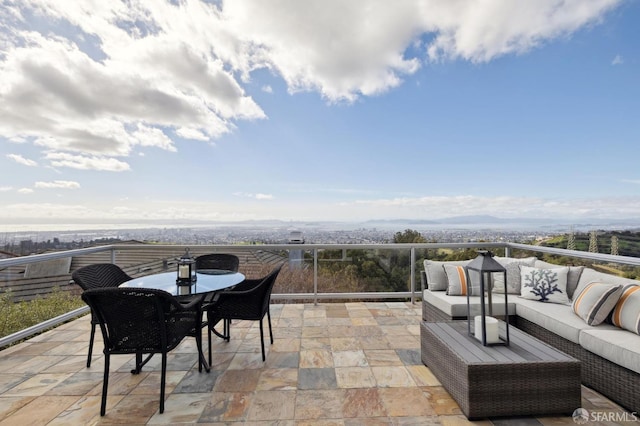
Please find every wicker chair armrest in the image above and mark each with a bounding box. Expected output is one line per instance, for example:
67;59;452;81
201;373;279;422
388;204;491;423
171;294;203;311
227;278;262;292
211;290;255;306
214;287;257;304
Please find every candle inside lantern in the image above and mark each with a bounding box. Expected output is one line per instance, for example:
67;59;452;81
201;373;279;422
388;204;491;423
178;264;190;279
474;315;500;344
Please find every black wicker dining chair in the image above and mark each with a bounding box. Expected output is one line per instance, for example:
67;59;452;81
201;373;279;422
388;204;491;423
186;253;240;367
81;287;200;416
206;263;283;363
195;253;240;272
71;263;133;367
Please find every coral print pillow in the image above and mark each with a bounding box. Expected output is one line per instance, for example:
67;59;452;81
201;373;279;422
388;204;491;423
520;266;570;304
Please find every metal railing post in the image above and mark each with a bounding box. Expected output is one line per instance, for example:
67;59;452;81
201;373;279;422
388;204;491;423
313;248;318;305
410;247;416;304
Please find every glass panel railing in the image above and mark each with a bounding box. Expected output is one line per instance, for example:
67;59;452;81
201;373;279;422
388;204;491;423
4;241;640;346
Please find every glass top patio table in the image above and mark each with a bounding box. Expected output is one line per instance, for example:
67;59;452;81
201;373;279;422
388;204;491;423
119;270;245;295
120;269;245;373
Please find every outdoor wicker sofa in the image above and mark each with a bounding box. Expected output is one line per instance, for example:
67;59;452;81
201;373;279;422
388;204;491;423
420;257;640;414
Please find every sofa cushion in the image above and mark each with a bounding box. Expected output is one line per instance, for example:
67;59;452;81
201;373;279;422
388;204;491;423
566;266;585;299
520;266;570;304
580;326;640;375
610;285;640;335
493;256;536;294
571;282;623;326
423;289;515;318
424;259;470;291
575;268;638;296
513;297;594;344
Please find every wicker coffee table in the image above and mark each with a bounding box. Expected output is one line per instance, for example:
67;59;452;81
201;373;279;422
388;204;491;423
421;321;581;419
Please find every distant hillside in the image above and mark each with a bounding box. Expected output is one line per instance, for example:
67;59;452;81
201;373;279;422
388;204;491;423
539;230;640;258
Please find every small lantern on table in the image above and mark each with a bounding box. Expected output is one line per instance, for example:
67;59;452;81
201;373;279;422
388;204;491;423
465;250;510;346
176;248;197;295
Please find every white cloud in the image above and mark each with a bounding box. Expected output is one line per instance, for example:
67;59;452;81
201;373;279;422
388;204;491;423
612;54;624;65
224;1;421;102
0;186;13;191
0;1;264;164
422;0;620;63
0;0;620;157
132;124;177;151
18;188;34;194
45;152;130;171
234;192;274;200
262;85;273;94
348;195;640;220
6;154;37;166
222;0;620;101
0;202;98;219
34;180;81;189
176;127;210;141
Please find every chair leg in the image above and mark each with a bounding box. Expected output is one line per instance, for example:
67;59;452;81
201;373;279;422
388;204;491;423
210;319;229;341
208;317;230;366
100;353;110;416
267;309;274;344
160;353;167;414
196;328;203;373
259;318;266;362
208;325;212;367
87;322;96;368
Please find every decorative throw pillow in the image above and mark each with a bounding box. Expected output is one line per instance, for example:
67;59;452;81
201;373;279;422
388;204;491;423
610;285;640;334
444;264;471;296
464;268;488;295
572;282;623;325
492;257;537;294
424;260;469;291
520;266;570;304
567;266;585;300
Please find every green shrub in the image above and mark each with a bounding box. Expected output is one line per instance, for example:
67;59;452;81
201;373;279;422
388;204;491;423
0;288;85;340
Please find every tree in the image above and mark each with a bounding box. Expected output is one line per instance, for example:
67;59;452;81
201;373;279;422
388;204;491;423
393;229;426;244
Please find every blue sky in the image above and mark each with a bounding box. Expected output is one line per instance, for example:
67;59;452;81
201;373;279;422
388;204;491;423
1;0;639;228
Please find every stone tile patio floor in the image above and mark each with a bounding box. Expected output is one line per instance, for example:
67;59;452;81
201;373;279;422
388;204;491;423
0;302;631;425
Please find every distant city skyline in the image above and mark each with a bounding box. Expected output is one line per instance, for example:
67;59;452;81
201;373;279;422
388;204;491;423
2;214;639;243
0;221;575;246
1;1;639;225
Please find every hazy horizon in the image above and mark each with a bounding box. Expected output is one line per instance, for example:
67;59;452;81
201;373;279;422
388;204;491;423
2;215;639;237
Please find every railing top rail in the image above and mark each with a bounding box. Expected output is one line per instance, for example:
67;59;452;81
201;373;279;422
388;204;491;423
0;245;109;268
109;242;506;251
506;242;640;266
2;241;640;268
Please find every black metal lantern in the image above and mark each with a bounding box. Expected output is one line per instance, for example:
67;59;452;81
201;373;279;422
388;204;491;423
465;250;509;346
176;248;197;295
